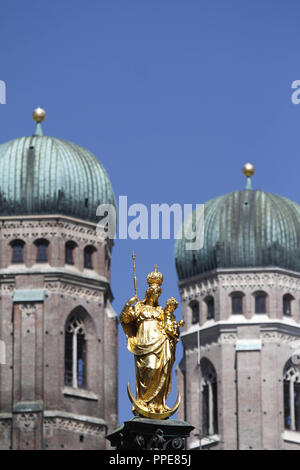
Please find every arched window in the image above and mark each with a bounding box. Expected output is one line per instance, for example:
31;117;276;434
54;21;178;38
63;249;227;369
231;292;244;314
283;294;294;317
65;315;87;389
205;296;215;320
283;360;300;431
84;245;96;269
201;358;218;437
65;241;77;265
190;300;200;324
254;291;267;314
11;240;25;263
34;239;49;263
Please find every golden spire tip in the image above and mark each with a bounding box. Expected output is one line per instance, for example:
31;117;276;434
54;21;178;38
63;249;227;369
242;162;255;177
32;107;46;123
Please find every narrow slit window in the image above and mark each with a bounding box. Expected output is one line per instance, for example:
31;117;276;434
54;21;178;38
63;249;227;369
283;294;294;317
84;246;96;269
190;301;199;324
35;240;49;263
205;296;215;320
11;241;24;264
231;292;244;314
255;291;267;314
65;241;76;265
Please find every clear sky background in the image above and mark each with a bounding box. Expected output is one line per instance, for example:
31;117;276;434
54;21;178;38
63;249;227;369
0;0;300;426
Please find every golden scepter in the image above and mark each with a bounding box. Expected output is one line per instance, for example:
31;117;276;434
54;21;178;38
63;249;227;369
132;251;138;298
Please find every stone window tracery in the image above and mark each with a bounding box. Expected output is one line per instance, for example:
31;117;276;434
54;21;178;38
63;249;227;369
284;361;300;432
201;359;218;437
65;316;86;389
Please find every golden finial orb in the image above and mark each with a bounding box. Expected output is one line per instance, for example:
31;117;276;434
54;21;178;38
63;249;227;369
32;107;46;123
242;162;255;178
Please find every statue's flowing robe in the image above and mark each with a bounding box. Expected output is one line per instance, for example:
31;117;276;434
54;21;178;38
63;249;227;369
120;301;176;411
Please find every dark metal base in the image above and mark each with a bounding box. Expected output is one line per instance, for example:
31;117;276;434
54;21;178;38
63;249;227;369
106;417;194;450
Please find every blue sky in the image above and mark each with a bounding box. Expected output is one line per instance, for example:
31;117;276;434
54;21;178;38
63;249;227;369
1;0;300;425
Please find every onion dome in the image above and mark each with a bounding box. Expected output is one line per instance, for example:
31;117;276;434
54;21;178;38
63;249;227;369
175;164;300;280
0;108;116;222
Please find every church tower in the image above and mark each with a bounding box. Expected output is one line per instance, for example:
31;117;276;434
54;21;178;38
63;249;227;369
175;164;300;450
0;109;118;449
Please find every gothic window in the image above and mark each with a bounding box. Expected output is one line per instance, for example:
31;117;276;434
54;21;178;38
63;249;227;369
283;361;300;432
205;296;215;320
231;292;244;314
283;294;294;317
65;315;86;389
254;291;267;314
65;241;77;265
190;300;200;324
84;245;96;269
34;239;49;263
11;240;25;263
201;359;218;437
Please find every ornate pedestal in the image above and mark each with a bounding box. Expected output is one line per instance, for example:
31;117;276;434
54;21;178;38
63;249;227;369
106;417;194;450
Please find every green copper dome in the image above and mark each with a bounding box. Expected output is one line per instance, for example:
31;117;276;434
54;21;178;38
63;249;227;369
0;134;116;222
175;189;300;281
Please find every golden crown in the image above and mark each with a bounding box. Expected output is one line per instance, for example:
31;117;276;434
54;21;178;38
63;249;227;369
147;264;163;287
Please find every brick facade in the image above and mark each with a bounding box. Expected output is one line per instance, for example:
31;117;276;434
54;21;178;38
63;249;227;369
177;268;300;450
0;215;118;450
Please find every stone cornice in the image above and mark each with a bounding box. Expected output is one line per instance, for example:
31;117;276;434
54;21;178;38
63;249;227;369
43;271;109;289
43;410;106;425
0;215;113;249
0;271;113;301
43;411;107;436
44;271;113;301
0;214;98;229
178;267;300;289
179;269;300;301
0;411;107;437
181;321;300;351
0;410;106;426
0;269;108;287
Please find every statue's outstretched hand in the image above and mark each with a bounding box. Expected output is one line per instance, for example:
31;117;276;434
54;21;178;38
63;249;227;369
120;296;139;325
126;296;138;306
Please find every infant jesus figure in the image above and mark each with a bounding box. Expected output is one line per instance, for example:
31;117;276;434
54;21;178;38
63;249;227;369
164;297;184;343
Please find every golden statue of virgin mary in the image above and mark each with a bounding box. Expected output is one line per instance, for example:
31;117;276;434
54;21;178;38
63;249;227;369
119;262;184;420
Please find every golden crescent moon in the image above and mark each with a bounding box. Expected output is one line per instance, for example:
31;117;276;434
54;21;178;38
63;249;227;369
127;383;180;420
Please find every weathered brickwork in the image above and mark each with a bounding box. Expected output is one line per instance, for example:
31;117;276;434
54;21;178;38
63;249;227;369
178;268;300;450
0;215;118;450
